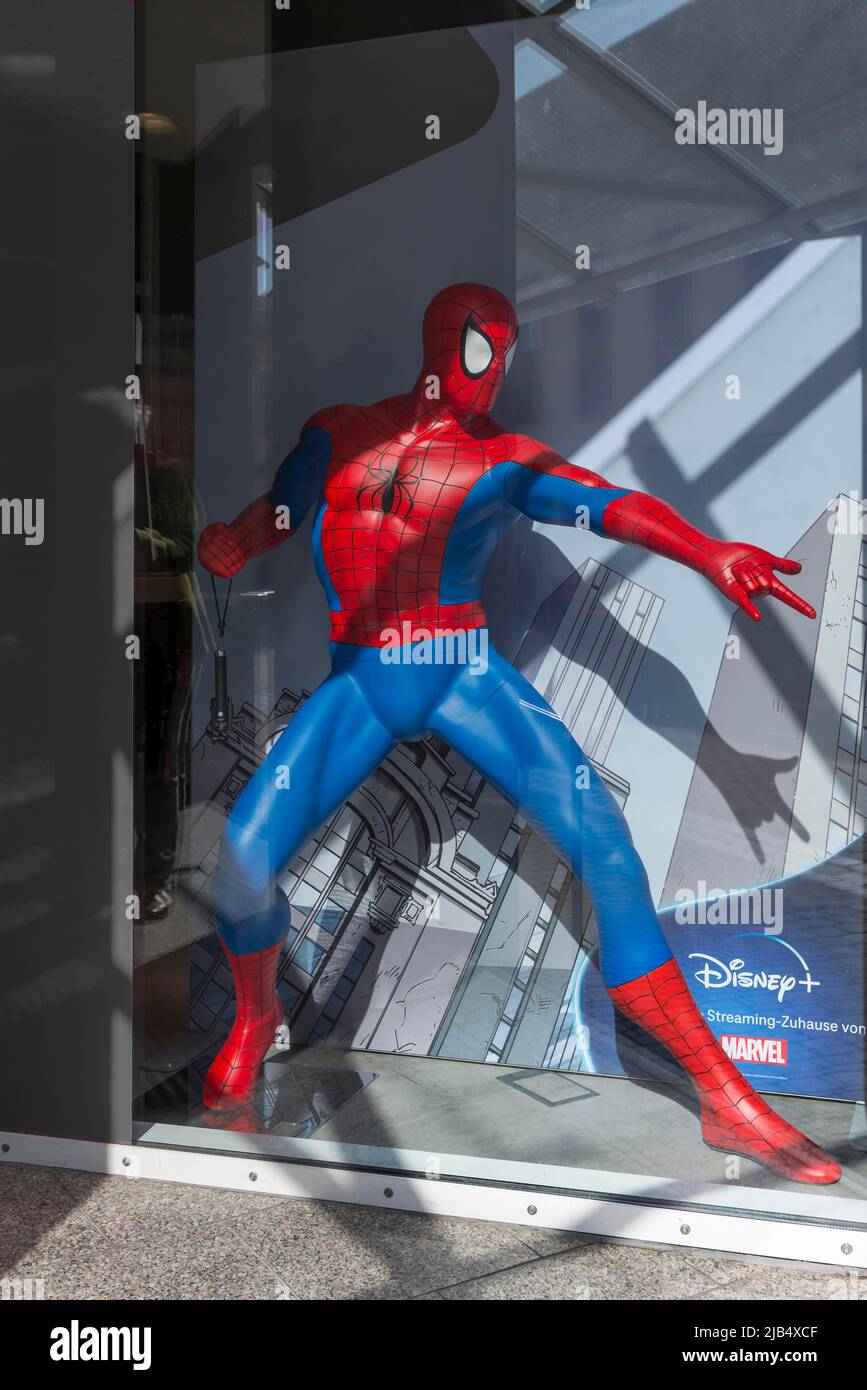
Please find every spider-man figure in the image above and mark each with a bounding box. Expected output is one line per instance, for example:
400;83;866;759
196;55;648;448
198;283;840;1184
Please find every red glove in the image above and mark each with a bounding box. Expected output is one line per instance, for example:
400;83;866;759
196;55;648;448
701;540;815;624
604;493;815;623
197;522;247;578
197;496;287;578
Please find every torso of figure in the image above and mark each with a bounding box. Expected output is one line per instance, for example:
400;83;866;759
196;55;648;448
264;284;625;647
311;395;535;647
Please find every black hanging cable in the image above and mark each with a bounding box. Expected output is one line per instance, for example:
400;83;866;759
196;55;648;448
209;576;234;739
209;573;233;638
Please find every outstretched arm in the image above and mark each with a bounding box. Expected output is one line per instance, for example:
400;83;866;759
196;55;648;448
504;439;815;624
197;418;332;578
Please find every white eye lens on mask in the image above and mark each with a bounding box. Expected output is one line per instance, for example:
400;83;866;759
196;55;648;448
462;323;494;377
505;341;517;374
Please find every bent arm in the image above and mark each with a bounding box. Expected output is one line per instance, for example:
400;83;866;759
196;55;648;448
198;421;331;577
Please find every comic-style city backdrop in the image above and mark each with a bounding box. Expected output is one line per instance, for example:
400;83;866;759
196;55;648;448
187;15;866;1105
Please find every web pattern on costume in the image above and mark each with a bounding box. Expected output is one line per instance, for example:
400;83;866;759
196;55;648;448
610;959;840;1183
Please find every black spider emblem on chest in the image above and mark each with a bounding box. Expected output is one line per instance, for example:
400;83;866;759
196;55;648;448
357;456;425;516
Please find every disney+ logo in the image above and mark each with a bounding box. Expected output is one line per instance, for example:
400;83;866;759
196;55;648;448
689;935;820;1004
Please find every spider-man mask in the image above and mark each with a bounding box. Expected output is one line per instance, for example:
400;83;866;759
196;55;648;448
421;283;518;417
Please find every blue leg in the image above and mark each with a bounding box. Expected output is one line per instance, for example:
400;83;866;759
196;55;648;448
213;669;394;953
429;648;673;987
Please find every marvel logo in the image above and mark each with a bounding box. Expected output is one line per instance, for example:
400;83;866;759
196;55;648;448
720;1034;788;1066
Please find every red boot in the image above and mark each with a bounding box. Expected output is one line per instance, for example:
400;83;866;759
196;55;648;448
202;940;289;1111
609;958;840;1185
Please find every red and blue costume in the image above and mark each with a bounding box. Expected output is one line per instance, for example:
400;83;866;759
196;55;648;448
198;283;838;1183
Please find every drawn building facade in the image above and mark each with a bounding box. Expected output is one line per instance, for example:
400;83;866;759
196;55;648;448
188;557;664;1070
662;501;867;902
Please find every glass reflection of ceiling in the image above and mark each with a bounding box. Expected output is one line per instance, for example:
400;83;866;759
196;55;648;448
520;0;565;14
516;0;867;317
560;0;697;51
